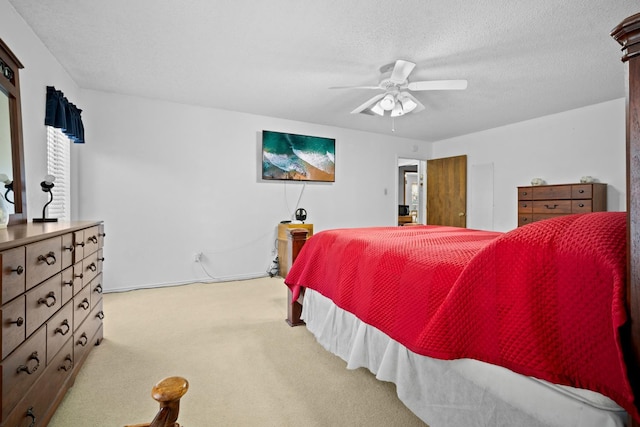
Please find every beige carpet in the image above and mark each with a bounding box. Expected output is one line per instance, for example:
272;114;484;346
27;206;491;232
48;277;427;426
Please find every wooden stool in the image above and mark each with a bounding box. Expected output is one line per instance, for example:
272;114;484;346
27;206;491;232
125;376;189;427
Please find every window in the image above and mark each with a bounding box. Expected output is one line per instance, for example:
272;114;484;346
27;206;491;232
46;126;70;221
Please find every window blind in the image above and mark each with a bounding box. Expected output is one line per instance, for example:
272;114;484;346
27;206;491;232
46;126;70;221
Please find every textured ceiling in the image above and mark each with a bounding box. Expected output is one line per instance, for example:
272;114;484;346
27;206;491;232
7;0;639;141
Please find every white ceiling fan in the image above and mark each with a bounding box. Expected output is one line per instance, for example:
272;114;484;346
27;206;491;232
331;60;467;117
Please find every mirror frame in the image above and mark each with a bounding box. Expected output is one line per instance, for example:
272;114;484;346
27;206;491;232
0;38;27;225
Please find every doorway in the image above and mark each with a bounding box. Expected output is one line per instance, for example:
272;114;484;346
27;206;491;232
397;158;426;225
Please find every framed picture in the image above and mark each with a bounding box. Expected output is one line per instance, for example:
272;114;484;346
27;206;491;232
261;130;335;182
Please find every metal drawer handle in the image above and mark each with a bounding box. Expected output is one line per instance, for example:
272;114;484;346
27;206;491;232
64;244;75;252
75;272;84;280
55;319;71;336
78;298;90;310
544;204;558;209
11;265;24;275
75;241;85;248
59;354;73;372
9;316;24;327
37;251;56;265
579;189;585;193
64;279;74;287
522;191;528;195
96;310;105;320
579;203;585;208
99;232;106;237
77;332;88;347
98;256;105;262
26;407;36;427
87;262;97;272
17;351;40;375
38;291;57;307
94;284;103;294
87;235;98;244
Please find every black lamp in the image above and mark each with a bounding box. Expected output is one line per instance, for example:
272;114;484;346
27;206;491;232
33;174;57;223
0;173;13;205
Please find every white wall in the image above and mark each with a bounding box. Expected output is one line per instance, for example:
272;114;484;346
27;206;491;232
77;90;429;291
431;99;626;231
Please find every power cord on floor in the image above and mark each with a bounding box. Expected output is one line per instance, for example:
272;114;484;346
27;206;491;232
267;256;279;277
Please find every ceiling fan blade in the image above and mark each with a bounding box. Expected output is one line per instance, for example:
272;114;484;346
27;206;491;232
329;85;381;90
408;79;468;91
389;60;416;84
350;93;385;114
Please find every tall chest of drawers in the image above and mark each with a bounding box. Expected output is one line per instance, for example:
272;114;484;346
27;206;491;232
517;183;607;227
0;221;105;426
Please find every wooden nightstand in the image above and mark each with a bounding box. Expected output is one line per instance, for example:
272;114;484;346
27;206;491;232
277;223;313;277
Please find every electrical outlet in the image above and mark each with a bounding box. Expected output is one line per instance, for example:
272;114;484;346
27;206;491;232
194;252;203;262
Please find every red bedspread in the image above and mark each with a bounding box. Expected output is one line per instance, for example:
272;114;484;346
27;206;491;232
285;212;637;419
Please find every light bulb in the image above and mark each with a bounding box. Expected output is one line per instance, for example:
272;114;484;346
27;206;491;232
379;94;396;111
43;175;56;185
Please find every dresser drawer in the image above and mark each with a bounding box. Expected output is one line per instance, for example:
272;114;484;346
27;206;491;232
518;187;533;200
1;296;25;360
518;201;533;213
25;237;62;291
90;273;104;310
73;285;91;332
83;226;101;256
0;247;26;305
1;326;46;420
532;200;572;214
72;260;84;295
61;232;75;270
72;230;85;264
532;213;565;222
61;266;74;306
74;302;102;366
572;200;593;213
3;337;73;427
46;301;73;365
25;274;62;338
532;185;571;200
83;250;100;285
518;215;533;227
571;184;593;199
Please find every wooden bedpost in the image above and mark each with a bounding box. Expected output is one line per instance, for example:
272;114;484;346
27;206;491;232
125;376;189;427
286;228;309;326
612;13;640;426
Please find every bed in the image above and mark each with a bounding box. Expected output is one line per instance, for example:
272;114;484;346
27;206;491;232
283;12;640;427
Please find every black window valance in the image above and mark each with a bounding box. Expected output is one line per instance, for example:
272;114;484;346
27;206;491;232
44;86;85;144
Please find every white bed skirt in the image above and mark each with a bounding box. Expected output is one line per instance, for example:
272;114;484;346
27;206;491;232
301;289;627;427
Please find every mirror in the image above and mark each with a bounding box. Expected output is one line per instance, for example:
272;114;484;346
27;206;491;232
0;38;27;225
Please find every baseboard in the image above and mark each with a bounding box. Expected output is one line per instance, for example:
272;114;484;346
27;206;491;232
103;272;273;294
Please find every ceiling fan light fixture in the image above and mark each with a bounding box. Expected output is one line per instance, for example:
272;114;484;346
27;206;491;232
399;96;417;114
370;103;385;116
379;93;396;111
391;103;404;117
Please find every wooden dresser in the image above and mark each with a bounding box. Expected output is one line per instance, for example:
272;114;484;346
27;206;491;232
517;183;607;227
0;221;105;426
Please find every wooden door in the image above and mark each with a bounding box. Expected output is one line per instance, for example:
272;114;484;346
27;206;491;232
426;155;467;227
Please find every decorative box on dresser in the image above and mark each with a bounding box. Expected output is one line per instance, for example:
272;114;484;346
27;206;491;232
517;183;607;227
0;221;105;427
